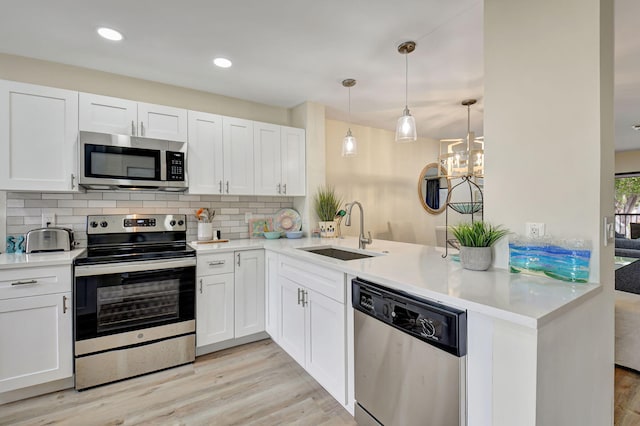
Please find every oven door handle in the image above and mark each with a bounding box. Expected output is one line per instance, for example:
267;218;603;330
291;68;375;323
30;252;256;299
75;258;196;277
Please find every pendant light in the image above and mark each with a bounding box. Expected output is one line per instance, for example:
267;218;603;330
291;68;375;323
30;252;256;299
341;78;357;157
438;99;484;177
395;41;417;142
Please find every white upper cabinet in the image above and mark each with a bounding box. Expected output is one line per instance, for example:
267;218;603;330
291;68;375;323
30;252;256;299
254;122;282;195
79;93;137;136
0;80;79;192
137;102;187;142
222;117;254;195
280;126;306;196
79;93;187;142
254;123;305;196
187;111;224;194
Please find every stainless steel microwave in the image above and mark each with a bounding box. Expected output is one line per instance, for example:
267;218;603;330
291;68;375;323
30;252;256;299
79;132;187;191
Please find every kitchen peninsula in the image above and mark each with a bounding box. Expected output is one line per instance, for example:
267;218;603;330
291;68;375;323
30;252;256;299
1;235;602;425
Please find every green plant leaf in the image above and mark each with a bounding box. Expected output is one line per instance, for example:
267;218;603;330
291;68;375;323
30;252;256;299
314;185;343;221
449;221;509;247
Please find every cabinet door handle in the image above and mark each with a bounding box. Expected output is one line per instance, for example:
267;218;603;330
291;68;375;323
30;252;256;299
302;290;308;307
131;120;136;136
71;173;76;189
297;288;302;305
63;295;68;314
208;260;225;266
11;279;38;286
199;278;203;294
277;183;281;194
219;180;223;194
226;181;230;194
283;183;287;194
237;253;241;267
140;121;145;137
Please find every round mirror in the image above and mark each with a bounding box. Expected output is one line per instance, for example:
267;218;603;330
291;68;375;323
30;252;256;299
418;163;450;215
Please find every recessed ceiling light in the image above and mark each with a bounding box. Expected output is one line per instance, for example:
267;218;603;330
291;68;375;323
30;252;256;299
97;27;123;41
633;124;640;131
213;57;232;68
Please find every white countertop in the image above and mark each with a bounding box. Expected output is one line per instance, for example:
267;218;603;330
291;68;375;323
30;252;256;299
192;236;601;329
0;249;86;270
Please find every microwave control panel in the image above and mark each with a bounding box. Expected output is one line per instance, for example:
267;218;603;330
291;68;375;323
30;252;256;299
166;151;185;181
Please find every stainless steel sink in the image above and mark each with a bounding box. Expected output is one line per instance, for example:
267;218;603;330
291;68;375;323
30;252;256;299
298;246;379;261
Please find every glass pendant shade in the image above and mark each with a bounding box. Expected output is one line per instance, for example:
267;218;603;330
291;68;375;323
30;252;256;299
395;107;417;142
342;129;357;156
438;99;484;177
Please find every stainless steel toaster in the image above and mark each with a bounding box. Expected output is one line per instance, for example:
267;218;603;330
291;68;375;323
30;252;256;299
25;227;75;253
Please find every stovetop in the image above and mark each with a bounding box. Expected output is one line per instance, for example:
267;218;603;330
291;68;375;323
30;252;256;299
74;242;195;265
74;213;195;266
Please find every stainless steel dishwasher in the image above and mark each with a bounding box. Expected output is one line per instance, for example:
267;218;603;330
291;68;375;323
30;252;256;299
352;278;467;426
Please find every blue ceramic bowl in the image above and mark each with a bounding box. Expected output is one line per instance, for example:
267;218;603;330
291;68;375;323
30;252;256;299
263;231;282;239
285;231;303;239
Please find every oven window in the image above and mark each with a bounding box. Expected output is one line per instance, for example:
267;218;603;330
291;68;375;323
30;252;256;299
84;144;161;180
97;279;180;332
74;266;195;341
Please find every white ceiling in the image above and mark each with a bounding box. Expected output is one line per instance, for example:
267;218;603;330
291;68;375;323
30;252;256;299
0;0;637;150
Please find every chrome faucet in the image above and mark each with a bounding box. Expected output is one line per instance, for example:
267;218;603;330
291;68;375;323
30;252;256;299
344;201;372;250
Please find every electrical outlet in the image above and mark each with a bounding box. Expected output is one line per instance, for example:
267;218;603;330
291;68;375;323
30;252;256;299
526;222;545;238
245;212;252;224
42;212;55;227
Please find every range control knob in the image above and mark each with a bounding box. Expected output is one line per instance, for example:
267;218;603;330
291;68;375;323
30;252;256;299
89;221;98;228
100;221;108;228
170;220;176;226
178;220;184;226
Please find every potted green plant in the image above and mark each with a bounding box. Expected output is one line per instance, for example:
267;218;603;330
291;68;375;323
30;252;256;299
314;185;342;237
450;221;509;271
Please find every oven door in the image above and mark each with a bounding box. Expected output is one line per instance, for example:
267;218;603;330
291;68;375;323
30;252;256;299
74;258;196;342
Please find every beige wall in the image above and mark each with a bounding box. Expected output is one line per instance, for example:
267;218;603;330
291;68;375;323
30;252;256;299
615;150;640;174
0;53;289;124
325;119;444;245
484;0;614;424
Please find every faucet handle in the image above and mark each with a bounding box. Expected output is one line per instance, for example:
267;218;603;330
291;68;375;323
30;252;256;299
361;231;372;245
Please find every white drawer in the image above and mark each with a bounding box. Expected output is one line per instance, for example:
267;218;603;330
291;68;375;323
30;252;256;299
278;255;345;304
0;265;71;300
197;252;235;276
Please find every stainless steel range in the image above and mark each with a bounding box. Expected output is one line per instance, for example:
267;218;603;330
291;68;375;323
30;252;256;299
73;214;196;390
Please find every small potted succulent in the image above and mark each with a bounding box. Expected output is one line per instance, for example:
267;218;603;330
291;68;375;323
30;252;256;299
450;221;509;271
314;185;342;237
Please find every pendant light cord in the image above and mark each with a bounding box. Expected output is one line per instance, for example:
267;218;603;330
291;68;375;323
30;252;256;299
405;53;409;109
348;86;352;126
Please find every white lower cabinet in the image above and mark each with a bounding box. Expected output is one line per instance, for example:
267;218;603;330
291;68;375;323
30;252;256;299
196;250;265;352
275;254;347;405
0;266;72;394
264;250;280;342
196;272;235;347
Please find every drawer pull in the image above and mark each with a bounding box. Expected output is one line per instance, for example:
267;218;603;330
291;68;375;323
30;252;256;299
11;279;38;286
208;260;226;266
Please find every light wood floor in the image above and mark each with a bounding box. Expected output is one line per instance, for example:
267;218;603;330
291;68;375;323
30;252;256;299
1;339;356;426
616;366;640;425
5;341;640;425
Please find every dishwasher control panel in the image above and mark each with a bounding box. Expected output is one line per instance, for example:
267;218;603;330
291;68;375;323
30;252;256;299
352;277;467;357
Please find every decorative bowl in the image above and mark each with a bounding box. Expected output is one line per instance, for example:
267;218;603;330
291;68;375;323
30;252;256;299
263;231;282;239
285;231;303;239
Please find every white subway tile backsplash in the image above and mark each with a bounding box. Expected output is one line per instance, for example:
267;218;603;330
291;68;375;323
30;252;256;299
102;192;131;200
88;200;117;208
42;193;73;200
59;200;89;208
5;192;294;246
130;193;156;201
